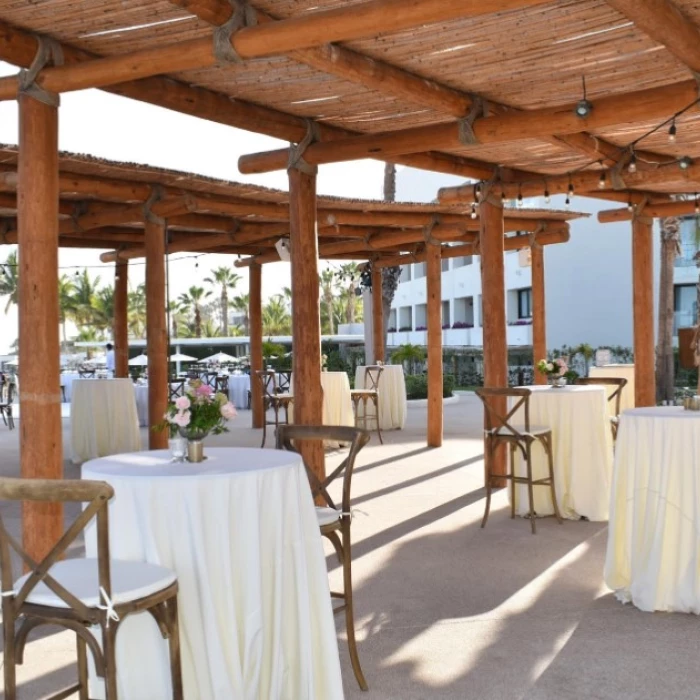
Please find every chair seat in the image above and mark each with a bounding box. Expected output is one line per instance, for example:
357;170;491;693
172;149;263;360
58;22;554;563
489;425;551;437
316;506;342;527
14;558;176;609
273;393;294;400
351;389;378;396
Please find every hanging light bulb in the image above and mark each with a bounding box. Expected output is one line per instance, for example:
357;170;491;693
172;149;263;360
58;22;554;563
574;76;593;118
567;181;575;199
517;190;523;207
598;171;606;189
470;202;477;219
544;188;550;204
628;152;637;173
501;191;506;204
695;193;699;214
565;194;571;208
474;183;482;202
679;155;693;170
627;198;634;213
668;120;677;143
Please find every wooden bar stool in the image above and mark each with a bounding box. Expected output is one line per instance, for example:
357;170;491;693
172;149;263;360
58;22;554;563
256;369;293;447
575;377;627;442
351;365;383;444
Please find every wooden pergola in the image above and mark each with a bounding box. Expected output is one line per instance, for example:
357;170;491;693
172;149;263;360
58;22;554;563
4;0;700;559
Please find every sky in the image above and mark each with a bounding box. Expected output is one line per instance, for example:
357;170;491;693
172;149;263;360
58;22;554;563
0;61;395;354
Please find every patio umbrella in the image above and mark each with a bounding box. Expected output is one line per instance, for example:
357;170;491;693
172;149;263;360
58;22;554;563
4;357;19;366
201;352;238;363
128;354;149;366
169;353;197;362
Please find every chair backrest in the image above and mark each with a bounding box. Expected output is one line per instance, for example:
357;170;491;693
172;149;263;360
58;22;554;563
276;371;292;394
78;369;95;379
216;376;229;394
203;372;218;389
256;369;277;398
475;387;533;439
6;382;16;405
364;365;384;392
575;377;627;416
0;478;114;621
169;379;186;402
276;425;370;514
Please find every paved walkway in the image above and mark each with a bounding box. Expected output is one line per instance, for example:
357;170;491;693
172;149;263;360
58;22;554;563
1;397;698;699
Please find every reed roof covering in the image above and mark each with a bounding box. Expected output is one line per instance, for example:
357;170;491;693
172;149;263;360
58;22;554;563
2;0;698;201
0;145;584;264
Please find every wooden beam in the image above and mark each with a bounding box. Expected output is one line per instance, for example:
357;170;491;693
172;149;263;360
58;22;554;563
371;265;384;363
0;1;548;99
426;243;443;447
480;197;508;487
632;216;656;406
113;261;129;378
145;218;168;448
18;94;63;562
531;244;547;385
598;198;699;222
289;166;324;480
239;77;700;174
605;0;700;74
249;263;264;429
551;132;667;170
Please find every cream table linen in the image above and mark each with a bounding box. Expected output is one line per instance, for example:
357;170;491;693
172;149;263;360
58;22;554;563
589;364;635;413
289;371;354;427
354;365;407;430
82;448;343;700
509;385;613;520
227;373;251;409
605;407;700;613
60;371;81;402
134;384;149;427
71;379;140;463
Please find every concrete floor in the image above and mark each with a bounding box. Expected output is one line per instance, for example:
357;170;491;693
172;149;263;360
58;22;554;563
1;397;699;699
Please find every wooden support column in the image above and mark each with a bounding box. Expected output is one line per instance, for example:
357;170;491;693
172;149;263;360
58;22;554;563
18;94;62;561
145;219;168;448
480;196;508;486
113;260;129;378
531;244;547;385
289;167;324;480
632;216;656;406
249;263;264;428
371;264;384;363
426;243;443;447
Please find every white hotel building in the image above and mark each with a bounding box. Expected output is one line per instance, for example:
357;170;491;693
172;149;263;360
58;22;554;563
386;168;699;351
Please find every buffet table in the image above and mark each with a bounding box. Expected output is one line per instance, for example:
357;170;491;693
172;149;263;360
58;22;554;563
605;407;700;613
70;379;140;463
509;385;613;520
354;364;407;430
82;448;343;699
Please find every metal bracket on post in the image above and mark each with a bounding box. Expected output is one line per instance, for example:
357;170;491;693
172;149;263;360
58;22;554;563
457;97;486;145
287;119;320;176
142;186;165;226
18;35;64;106
213;0;258;64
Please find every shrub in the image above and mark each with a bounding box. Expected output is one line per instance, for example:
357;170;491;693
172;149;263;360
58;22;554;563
405;373;455;400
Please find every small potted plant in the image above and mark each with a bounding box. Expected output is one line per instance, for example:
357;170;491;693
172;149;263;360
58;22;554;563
158;379;237;462
536;358;569;387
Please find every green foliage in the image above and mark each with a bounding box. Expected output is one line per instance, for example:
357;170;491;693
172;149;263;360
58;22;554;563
262;340;286;358
405;373;455;400
391;343;426;364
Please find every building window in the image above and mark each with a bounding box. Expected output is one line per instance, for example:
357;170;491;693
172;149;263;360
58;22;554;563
441;301;450;328
399;265;412;283
518;288;532;319
674;284;697;333
676;219;700;268
453;256;473;268
441;258;450;272
413;262;426;279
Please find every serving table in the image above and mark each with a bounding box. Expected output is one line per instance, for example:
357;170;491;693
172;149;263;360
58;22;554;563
588;364;635;413
509;385;613;520
354;364;407;430
227;373;251;409
605;407;700;613
82;448;343;699
71;379;140;463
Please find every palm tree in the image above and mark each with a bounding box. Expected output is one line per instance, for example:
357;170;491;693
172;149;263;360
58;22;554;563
91;286;115;335
319;267;336;335
75;327;105;359
381;163;401;355
127;283;147;338
336;263;361;324
657;216;682;402
231;293;250;335
262;296;291;335
0;250;19;314
204;266;241;336
391;343;425;375
200;318;222;338
57;274;76;349
71;269;101;328
178;286;211;338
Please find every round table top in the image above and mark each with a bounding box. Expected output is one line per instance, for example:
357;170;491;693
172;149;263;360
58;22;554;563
623;406;700;420
82;447;302;480
518;384;605;395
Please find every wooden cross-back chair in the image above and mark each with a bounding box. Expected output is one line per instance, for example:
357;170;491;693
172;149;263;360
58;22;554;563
276;370;292;394
215;376;229;395
475;388;562;535
575;377;628;441
0;477;182;700
0;381;16;430
350;365;384;444
168;379;187;403
77;369;95;379
202;372;218;389
256;370;293;447
276;425;371;691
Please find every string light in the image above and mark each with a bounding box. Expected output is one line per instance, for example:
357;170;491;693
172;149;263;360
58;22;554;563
0;252;208;272
679;155;693;170
627;150;637;173
470;202;478;219
544;187;550;204
598;171;606;188
627;197;634;213
668;119;677;143
695;193;699;214
517;186;523;207
474;182;482;202
574;76;593;118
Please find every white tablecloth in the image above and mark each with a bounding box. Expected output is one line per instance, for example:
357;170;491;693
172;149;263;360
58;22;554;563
354;365;407;430
60;371;81;402
605;407;700;613
227;374;251;409
289;371;354;427
82;448;343;699
509;385;613;521
589;364;635;413
71;379;140;463
134;384;149;427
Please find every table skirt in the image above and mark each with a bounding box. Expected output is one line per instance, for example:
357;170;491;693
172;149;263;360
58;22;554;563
354;365;407;430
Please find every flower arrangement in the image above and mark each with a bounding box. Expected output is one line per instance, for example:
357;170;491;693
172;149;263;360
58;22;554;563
451;321;474;329
536;358;568;377
161;379;237;439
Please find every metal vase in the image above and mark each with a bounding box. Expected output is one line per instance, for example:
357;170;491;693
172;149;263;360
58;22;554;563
187;439;205;463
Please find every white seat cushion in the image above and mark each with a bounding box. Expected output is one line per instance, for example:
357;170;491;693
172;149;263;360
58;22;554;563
14;558;176;609
316;506;342;527
352;389;377;395
490;425;550;437
274;392;293;400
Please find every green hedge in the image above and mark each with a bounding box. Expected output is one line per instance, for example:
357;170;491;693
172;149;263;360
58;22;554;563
405;373;455;400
